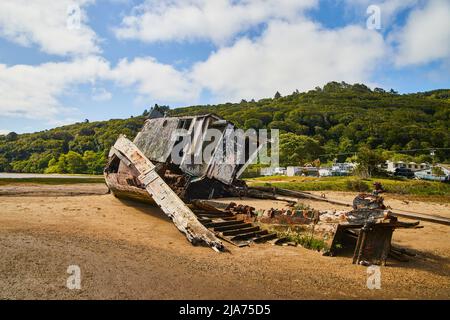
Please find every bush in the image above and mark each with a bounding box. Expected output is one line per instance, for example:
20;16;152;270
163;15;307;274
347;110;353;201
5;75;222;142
345;179;370;192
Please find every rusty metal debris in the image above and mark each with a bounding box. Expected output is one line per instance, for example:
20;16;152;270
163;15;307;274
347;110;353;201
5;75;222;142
250;187;422;265
249;185;450;226
325;206;421;266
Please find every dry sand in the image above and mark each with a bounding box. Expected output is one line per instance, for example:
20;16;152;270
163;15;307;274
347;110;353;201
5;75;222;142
0;184;449;299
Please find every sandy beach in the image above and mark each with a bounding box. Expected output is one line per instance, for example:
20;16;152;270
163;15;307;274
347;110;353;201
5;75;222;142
0;183;449;299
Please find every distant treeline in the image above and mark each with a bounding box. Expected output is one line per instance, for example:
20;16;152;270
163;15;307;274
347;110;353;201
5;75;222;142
1;82;449;174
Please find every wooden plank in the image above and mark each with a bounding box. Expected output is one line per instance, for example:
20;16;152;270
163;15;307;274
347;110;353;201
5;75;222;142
111;135;225;252
389;210;450;226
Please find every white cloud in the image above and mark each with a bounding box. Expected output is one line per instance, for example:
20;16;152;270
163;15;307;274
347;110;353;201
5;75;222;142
0;130;11;135
392;0;450;66
114;0;318;44
192;20;386;101
108;57;200;103
0;18;388;122
2;0;447;130
92;87;112;101
0;0;100;56
0;56;110;120
0;56;199;122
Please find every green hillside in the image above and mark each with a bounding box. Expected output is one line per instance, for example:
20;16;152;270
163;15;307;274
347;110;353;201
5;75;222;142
1;82;449;174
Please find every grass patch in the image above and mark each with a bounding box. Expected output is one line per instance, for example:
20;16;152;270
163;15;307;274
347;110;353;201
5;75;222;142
277;229;328;252
292;202;312;211
247;176;450;197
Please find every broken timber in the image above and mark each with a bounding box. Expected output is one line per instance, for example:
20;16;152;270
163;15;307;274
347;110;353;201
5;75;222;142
108;135;225;252
191;199;278;247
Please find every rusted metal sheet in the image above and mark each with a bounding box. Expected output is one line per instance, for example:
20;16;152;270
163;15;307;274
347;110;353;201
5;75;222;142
246;188;422;265
352;222;394;266
108;135;225;252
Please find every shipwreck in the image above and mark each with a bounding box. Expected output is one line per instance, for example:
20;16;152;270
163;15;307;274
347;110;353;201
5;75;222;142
104;112;435;266
104;113;277;251
105;114;253;203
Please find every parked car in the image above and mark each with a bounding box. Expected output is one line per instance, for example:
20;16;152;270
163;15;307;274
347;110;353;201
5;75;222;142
393;167;415;179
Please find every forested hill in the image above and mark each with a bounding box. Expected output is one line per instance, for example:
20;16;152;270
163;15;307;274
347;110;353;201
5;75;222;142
1;82;449;174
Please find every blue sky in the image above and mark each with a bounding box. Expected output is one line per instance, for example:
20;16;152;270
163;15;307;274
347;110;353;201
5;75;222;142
0;0;449;134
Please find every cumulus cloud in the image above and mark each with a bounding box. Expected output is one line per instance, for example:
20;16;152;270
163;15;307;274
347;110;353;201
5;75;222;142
192;20;386;101
392;0;450;66
0;19;387;122
2;0;447;129
114;0;318;44
108;57;200;103
0;56;110;120
92;87;112;101
0;0;100;56
113;0;388;102
0;56;199;122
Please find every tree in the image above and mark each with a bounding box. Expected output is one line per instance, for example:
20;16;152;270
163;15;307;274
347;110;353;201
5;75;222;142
244;118;263;130
338;137;354;154
356;147;386;177
65;151;86;173
83;151;106;174
273;111;284;121
46;151;86;173
1;83;449;174
389;89;398;94
45;155;67;173
5;132;18;141
153;104;170;114
0;155;11;172
279;133;323;166
274;91;281;99
79;127;95;136
269;121;308;135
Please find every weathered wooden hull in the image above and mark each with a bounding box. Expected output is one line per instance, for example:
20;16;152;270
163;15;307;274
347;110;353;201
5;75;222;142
104;135;225;252
105;172;155;204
